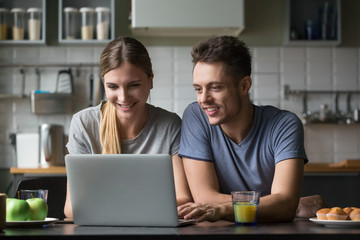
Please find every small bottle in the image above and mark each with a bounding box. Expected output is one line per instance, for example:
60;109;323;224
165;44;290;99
11;8;25;40
0;8;9;40
305;20;313;40
63;7;78;40
27;8;42;40
79;7;94;40
95;7;110;40
319;104;328;122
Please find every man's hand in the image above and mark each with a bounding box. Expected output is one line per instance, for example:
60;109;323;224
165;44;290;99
296;195;328;218
178;202;232;222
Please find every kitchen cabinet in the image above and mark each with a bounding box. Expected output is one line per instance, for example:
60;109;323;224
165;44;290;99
0;0;45;44
284;0;341;46
58;0;115;44
131;0;244;37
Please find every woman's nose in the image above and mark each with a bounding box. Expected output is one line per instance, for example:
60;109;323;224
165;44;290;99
117;87;128;102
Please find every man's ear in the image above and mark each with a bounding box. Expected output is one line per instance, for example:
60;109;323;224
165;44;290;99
150;73;154;89
238;76;252;96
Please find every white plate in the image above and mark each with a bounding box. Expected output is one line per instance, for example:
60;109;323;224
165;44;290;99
6;217;58;227
310;217;360;228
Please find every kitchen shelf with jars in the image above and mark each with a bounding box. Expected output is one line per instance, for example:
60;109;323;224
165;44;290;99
58;0;115;44
284;85;360;125
0;0;45;44
284;0;341;46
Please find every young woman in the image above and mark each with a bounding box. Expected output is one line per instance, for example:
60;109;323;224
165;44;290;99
64;37;192;219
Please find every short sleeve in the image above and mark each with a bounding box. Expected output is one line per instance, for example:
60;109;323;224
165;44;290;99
66;114;92;154
272;112;308;164
169;113;182;156
178;102;213;161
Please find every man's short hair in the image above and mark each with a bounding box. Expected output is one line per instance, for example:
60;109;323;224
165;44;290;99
191;36;252;83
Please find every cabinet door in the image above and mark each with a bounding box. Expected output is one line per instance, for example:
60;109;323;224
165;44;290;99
58;0;115;44
0;0;45;44
131;0;244;37
284;0;341;46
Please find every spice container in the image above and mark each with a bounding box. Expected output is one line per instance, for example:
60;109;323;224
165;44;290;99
27;8;42;40
0;8;9;40
95;7;110;40
63;7;78;40
79;7;94;40
11;8;25;40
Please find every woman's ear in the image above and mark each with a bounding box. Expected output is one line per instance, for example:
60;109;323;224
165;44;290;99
238;76;252;96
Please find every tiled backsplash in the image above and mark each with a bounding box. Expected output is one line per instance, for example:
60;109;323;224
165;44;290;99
1;45;360;168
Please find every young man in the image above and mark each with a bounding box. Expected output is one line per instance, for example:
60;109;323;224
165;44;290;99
178;36;322;222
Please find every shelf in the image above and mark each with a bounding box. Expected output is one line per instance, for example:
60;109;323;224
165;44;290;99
284;0;341;46
58;0;115;44
0;0;46;44
284;85;360;99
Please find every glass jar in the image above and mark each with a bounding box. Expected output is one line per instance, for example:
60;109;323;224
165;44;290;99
79;7;94;40
63;7;78;40
95;7;110;40
27;8;42;40
0;8;9;40
11;8;25;40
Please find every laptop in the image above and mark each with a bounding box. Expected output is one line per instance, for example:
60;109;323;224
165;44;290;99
65;154;195;227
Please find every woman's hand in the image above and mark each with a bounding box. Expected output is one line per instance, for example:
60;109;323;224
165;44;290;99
177;202;230;222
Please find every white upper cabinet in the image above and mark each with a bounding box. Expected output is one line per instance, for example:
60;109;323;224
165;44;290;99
131;0;244;37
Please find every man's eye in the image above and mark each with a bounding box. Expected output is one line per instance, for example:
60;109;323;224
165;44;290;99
194;88;202;93
129;84;140;88
211;86;221;91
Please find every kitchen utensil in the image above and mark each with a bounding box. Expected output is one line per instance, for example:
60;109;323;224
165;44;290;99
56;68;73;93
39;124;65;167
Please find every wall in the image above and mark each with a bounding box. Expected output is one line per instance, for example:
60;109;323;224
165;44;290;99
1;0;360;195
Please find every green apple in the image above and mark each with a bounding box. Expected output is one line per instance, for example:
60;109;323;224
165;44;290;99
6;198;30;221
26;198;48;221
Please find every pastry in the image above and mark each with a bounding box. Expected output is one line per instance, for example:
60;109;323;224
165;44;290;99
327;208;347;220
350;209;360;221
343;207;353;220
316;208;330;220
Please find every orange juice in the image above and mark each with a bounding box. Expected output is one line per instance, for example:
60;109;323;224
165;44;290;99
234;202;257;225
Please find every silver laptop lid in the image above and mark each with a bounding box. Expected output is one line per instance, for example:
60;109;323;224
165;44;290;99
65;154;179;227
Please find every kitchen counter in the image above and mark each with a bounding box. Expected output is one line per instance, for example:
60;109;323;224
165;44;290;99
10;160;360;175
1;219;360;240
10;166;66;175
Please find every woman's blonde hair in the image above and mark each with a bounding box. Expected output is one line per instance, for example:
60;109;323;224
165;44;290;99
99;37;153;154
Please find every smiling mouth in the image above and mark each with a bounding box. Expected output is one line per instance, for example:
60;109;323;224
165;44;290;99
203;106;219;115
118;102;136;109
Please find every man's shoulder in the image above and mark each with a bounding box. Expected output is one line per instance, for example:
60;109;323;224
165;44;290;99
257;105;299;121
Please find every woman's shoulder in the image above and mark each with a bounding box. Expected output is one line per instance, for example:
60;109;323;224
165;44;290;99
149;104;181;124
72;102;103;124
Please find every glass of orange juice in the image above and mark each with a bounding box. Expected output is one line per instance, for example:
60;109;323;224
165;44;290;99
231;191;261;226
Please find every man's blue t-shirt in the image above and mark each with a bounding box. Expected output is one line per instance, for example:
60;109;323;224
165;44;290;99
178;102;308;196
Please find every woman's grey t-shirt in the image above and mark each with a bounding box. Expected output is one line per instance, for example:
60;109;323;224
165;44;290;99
66;102;181;155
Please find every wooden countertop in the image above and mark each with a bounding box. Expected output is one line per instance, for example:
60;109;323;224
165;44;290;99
304;160;360;173
10;166;66;174
9;160;360;174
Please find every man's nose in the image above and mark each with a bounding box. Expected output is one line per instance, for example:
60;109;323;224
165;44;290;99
199;89;210;104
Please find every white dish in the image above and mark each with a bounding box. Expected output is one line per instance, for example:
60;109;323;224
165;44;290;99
310;217;360;228
6;217;58;227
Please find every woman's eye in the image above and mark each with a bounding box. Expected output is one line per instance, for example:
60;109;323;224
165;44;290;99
107;84;117;89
